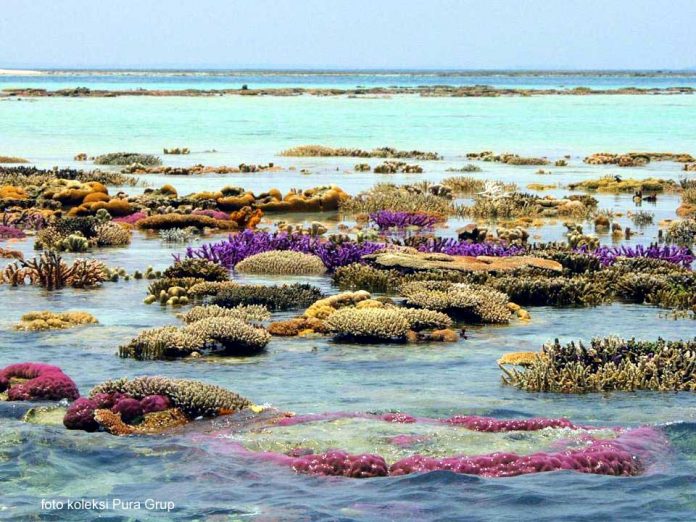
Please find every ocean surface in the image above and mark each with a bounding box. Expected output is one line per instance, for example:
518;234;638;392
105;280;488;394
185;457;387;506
1;72;695;521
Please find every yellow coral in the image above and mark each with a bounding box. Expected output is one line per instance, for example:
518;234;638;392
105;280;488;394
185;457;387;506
15;311;98;331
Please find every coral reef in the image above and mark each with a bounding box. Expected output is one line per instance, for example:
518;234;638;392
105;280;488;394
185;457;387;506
162;258;229;281
0;363;79;401
209;283;323;311
568;176;679;193
401;281;513;323
2;251;108;290
179;304;270;324
325;307;412;342
280;145;441;160
235;250;327;275
15;311;98;331
584;152;694;167
94;152;162;166
369;210;440;230
466;151;549;165
500;337;696;392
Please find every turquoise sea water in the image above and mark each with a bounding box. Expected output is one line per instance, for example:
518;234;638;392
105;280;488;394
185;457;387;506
1;73;696;521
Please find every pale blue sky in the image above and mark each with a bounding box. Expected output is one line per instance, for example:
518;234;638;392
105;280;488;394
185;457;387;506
1;0;695;70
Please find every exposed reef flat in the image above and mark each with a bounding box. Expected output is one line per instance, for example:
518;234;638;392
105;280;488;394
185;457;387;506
3;85;696;98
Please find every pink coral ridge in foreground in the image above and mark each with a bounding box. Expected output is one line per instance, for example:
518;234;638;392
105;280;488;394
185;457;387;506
0;363;79;401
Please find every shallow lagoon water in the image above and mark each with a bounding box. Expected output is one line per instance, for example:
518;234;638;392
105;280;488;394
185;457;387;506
1;78;696;520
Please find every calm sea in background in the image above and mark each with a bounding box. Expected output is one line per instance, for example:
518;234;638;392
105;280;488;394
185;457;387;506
1;71;695;521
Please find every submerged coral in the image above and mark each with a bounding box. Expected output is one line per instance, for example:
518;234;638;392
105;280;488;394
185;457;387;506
15;311;98;331
500;336;696;393
235;250;327;275
0;363;79;401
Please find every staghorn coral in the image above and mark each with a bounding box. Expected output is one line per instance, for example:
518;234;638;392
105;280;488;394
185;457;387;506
0;362;79;401
179;304;270;324
1;251;108;290
500;336;696;393
401;281;512;323
15;311;98;331
332;263;404;293
368;210;441;230
235;250;327;275
163;258;229;282
89;376;252;418
663;219;696;247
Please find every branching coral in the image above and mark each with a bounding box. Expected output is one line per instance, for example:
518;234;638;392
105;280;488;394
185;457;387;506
183;317;271;355
1;251;107;290
340;183;455;215
235;250;327;275
163;258;229;282
0;363;79;401
119;326;207;360
15;311;98;331
500;336;696;393
89;376;252;417
368;210;440;230
179;304;270;324
325;307;412;342
401;281;512;323
137;213;239;231
95;221;131;247
209;283;324;311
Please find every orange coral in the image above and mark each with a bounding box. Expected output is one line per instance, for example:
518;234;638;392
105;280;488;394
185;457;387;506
0;186;28;200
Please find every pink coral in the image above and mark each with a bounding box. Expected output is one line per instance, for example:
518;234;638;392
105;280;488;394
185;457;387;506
0;362;79;401
442;415;574;432
111;397;143;423
381;413;416;423
113;212;147;225
292;450;389;478
63;398;99;431
140;394;172;414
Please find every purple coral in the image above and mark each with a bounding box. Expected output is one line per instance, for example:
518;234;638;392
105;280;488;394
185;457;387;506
140;394;172;414
181;230;383;272
0;225;26;240
584;244;694;269
414;237;526;257
369;211;439;230
0;362;79;401
113;211;147;225
63;398;99;431
192;209;231;221
292;450;389;478
442;415;574;432
111;397;144;423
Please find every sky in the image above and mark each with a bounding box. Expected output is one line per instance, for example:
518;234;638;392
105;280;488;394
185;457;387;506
1;0;695;70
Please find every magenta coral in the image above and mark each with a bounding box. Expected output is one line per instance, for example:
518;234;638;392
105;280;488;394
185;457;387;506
113;211;147;225
0;225;26;240
291;450;389;478
140;394;172;414
111;397;143;423
193;209;231;221
382;413;416;423
0;362;79;401
442;415;574;432
63;398;99;431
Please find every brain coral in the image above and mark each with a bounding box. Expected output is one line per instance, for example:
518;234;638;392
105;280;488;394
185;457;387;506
235;250;327;275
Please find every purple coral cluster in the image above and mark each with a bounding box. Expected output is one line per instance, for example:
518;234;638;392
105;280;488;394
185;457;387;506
369;211;439;230
0;225;26;240
414;237;526;257
181;230;384;271
63;393;171;431
442;415;574;432
113;211;147;225
292;451;389;478
586;244;694;269
192;209;231;221
0;363;79;401
388;441;639;477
